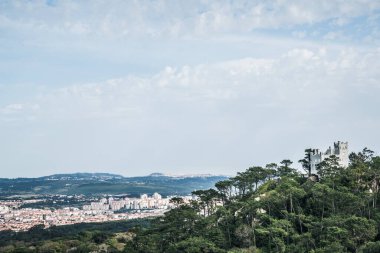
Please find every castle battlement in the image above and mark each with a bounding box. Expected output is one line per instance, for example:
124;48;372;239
309;141;349;175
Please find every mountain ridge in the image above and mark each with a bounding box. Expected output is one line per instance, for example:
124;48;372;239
0;172;228;180
0;172;228;197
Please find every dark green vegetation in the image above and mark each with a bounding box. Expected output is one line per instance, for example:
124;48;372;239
0;173;227;197
0;219;150;252
125;148;380;253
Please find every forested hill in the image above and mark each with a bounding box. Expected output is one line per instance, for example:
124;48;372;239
125;148;380;253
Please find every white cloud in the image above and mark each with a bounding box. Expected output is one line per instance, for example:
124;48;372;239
0;103;40;122
1;0;379;40
3;46;378;122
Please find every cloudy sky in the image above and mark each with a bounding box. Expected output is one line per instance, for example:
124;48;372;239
1;0;380;178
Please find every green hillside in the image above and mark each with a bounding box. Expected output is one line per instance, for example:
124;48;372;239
125;148;380;253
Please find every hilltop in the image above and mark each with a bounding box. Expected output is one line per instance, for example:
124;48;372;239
123;147;380;253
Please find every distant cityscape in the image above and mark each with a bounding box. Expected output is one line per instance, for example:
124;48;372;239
0;141;350;233
0;193;193;232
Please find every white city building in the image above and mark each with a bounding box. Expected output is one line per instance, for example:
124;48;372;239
0;206;9;214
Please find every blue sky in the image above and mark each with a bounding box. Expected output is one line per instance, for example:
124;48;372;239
1;0;380;178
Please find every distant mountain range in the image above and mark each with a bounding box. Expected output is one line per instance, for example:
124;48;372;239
0;172;228;197
40;172;125;181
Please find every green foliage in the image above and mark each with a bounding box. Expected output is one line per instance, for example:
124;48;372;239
0;219;149;252
360;241;380;253
167;237;226;253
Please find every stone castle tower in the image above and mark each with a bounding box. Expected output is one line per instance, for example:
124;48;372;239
309;141;349;175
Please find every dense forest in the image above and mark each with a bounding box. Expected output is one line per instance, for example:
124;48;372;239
125;148;380;253
0;219;150;252
2;148;380;252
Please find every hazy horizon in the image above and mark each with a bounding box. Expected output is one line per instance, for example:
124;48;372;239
1;171;233;179
0;140;376;179
1;1;380;178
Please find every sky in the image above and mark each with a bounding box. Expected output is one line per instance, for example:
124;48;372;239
1;0;380;178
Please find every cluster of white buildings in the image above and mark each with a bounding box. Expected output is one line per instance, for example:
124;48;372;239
0;206;165;232
82;193;172;212
0;193;187;232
